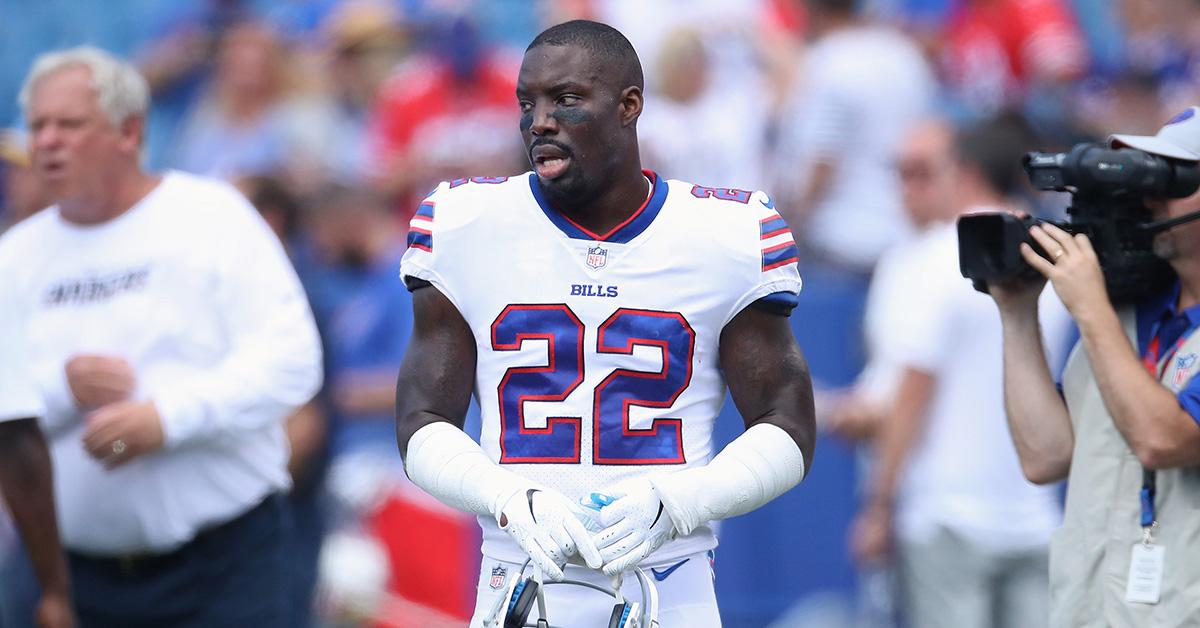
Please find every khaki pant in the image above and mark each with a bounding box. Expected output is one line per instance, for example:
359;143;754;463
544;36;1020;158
897;527;1048;628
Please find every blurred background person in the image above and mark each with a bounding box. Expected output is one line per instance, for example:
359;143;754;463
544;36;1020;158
0;130;54;229
237;174;331;628
301;182;476;624
171;20;309;181
134;0;249;170
0;128;62;628
1094;0;1200;114
936;0;1088;121
843;115;1070;628
824;118;965;628
637;27;769;190
774;0;935;276
314;0;409;185
3;46;322;627
366;12;523;218
562;0;797;192
303;183;410;464
827;120;962;448
0;280;73;628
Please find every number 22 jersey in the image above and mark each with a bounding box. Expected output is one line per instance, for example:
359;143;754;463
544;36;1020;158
400;171;802;564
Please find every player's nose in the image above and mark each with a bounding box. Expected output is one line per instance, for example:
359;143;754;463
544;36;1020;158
529;101;558;136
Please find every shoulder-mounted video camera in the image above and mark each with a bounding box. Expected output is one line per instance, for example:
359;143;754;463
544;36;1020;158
958;142;1200;303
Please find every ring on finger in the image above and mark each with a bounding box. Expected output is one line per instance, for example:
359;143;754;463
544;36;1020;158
1052;249;1065;260
111;439;127;455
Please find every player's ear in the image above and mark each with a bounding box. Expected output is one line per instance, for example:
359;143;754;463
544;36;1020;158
618;86;643;127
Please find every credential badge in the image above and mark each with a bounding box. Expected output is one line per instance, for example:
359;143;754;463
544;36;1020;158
586;245;608;270
1174;353;1197;386
489;565;508;590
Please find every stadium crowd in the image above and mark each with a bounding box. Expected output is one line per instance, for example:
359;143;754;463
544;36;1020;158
1;0;1199;626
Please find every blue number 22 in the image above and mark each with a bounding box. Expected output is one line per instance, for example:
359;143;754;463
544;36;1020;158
490;305;694;465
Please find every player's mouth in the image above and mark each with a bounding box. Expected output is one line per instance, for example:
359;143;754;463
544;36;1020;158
531;144;572;181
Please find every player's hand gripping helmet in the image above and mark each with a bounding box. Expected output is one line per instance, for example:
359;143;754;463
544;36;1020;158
480;559;660;628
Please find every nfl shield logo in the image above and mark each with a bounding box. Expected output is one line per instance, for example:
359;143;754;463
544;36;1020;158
489;566;507;590
586;245;608;269
1174;353;1197;386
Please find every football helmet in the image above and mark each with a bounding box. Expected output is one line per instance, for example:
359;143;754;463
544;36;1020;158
480;559;660;628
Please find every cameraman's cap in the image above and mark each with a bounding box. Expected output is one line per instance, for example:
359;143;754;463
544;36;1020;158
1109;106;1200;162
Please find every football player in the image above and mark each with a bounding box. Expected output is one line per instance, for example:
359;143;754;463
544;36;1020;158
395;20;816;625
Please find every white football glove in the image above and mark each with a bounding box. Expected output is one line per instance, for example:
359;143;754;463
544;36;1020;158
591;479;678;576
497;488;602;581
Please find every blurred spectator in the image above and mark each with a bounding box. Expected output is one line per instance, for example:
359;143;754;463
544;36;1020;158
576;0;797;176
367;14;523;216
315;0;409;184
172;20;326;183
637;28;769;189
3;46;322;626
237;173;305;246
135;0;250;169
0;133;62;627
828;121;961;446
938;0;1088;118
300;182;477;623
576;0;785;93
845;116;1068;628
825;118;963;628
1075;71;1168;141
302;183;410;461
775;0;936;274
0;130;54;229
1118;0;1200;114
238;174;331;628
0;304;74;628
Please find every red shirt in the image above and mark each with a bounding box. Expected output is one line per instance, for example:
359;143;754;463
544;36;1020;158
367;53;522;213
942;0;1087;110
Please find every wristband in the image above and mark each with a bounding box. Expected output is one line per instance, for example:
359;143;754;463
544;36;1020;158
403;421;529;521
651;422;805;535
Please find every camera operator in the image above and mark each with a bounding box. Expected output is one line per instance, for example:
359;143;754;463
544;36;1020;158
990;107;1200;626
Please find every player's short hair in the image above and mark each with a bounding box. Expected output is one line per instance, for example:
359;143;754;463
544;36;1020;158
527;20;644;92
18;46;150;128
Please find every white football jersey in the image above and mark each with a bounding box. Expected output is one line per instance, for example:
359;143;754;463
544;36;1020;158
400;171;802;563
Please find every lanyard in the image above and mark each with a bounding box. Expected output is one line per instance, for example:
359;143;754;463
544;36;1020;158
1137;323;1193;537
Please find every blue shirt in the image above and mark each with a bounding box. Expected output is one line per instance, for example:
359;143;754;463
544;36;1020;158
308;247;413;457
1135;280;1200;425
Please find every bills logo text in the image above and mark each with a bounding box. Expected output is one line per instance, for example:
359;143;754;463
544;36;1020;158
570;284;619;298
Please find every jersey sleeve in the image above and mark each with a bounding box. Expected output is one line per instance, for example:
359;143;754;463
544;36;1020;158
399;183;445;290
0;275;44;423
732;191;803;317
398;181;475;317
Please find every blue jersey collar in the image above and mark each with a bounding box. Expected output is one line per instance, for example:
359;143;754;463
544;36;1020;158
528;170;667;244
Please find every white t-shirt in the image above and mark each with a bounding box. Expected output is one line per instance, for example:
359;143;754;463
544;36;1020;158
400;173;801;565
882;220;1066;551
0;275;43;424
0;171;323;554
857;227;936;404
778;26;935;269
